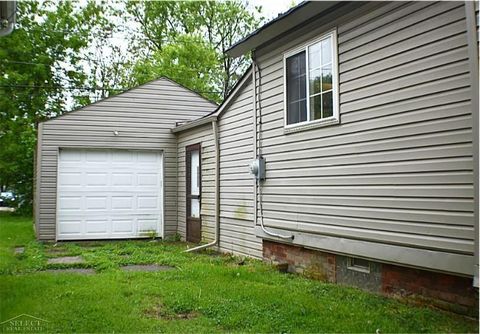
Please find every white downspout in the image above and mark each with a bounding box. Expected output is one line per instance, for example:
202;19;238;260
253;58;294;240
186;119;220;252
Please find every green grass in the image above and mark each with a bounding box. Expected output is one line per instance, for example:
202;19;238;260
0;213;477;333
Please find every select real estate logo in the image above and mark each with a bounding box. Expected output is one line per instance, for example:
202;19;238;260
0;314;48;333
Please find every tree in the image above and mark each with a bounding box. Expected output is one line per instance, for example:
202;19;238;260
129;34;222;103
125;0;262;100
0;1;115;213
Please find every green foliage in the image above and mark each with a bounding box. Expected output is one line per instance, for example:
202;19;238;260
0;1;116;211
130;35;221;103
0;214;478;333
125;0;263;101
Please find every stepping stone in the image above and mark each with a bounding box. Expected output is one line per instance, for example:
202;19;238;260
44;268;95;275
47;256;85;265
121;264;175;272
14;247;25;254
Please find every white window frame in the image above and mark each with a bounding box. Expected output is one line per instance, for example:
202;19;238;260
283;29;339;133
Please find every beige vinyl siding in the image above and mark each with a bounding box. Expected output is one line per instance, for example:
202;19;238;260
36;78;216;240
176;123;216;241
254;1;474;275
176;76;262;258
218;77;262;258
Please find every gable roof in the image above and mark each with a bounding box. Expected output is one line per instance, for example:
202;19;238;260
172;66;253;133
226;1;342;58
41;76;218;123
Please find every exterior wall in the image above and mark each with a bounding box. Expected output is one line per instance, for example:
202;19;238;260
176;76;263;258
36;78;216;240
254;1;475;275
218;78;263;258
263;241;478;316
177;123;215;241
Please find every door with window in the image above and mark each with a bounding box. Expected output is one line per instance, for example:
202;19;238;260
186;144;201;243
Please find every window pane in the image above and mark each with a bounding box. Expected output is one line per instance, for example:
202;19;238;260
322;91;333;118
288;100;307;124
289;101;306;124
309;68;321;95
287;51;306;77
286;51;307;125
321;66;332;92
310;95;322;121
190;198;200;218
321;37;332;64
190;150;199;196
308;42;321;70
288;75;306;102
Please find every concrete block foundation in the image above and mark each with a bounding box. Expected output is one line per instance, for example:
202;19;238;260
263;240;478;316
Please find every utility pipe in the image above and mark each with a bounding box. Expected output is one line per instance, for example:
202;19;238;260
186;119;220;252
253;58;294;240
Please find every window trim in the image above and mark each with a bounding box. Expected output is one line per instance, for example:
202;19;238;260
283;29;339;133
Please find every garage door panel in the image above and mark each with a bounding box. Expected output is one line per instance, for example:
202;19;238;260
137;173;159;186
112;219;134;233
57;220;83;235
112;173;134;186
85;219;109;234
85;196;108;210
58;196;82;210
57;149;163;240
111;196;134;209
86;150;108;162
58;172;83;186
138;218;159;232
137;196;160;209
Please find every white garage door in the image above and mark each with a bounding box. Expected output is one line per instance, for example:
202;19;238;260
56;149;163;240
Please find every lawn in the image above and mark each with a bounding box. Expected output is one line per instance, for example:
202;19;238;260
0;213;478;333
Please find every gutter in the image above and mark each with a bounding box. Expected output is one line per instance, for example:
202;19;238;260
172;115;217;134
186;119;220;253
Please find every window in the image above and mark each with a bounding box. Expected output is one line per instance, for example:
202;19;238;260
347;257;370;273
284;30;338;129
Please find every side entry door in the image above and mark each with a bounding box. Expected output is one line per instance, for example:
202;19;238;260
186;144;201;243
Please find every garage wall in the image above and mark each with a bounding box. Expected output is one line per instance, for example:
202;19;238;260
36;78;216;240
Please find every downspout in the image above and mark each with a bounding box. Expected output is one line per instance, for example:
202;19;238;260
253;56;294;240
464;0;479;287
186;119;220;252
253;58;258;233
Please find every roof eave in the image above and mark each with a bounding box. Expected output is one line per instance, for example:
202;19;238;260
226;1;339;58
171;115;218;134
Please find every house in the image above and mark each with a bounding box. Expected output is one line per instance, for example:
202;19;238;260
35;1;479;314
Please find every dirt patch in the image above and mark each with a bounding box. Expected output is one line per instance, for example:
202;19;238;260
144;304;198;320
44;268;95;275
121;264;176;272
47;256;85;265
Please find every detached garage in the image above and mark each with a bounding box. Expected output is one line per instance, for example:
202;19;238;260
35;78;217;241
